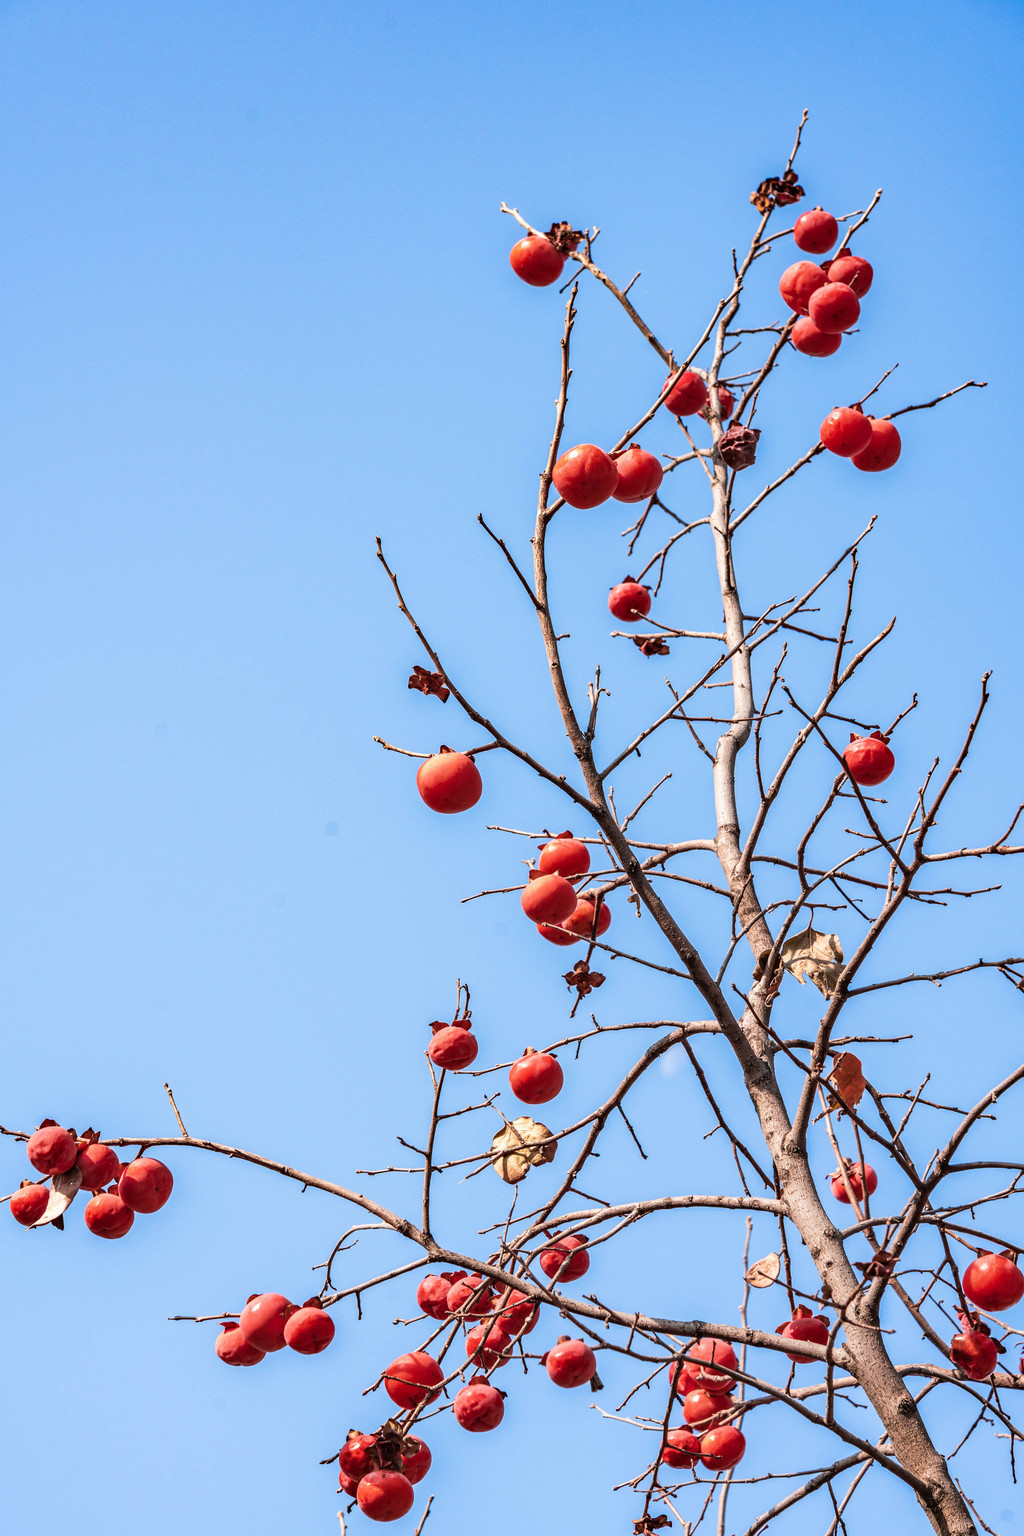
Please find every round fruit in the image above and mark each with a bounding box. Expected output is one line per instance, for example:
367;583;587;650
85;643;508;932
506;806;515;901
509;235;565;287
825;251;873;295
401;1438;431;1485
283;1305;335;1355
700;1425;746;1470
465;1320;513;1370
562;898;611;940
356;1469;415;1523
807;282;860;334
509;1050;564;1105
26;1124;78;1177
339;1431;380;1482
521;873;578;925
682;1389;733;1430
830;1162;878;1204
491;1287;539;1335
851;417;901;472
777;1307;830;1364
383;1351;444;1410
794;207;838;254
454;1376;505;1431
416;752;482;814
612;445;663;503
539;1232;590;1282
608;582;652;622
820;407;873;458
963;1252;1024;1312
779;261;828;315
75;1141;120;1191
215;1322;266;1367
670;1359;701;1399
239;1293;296;1353
661;1428;701;1469
546;1336;597;1388
10;1184;50;1226
447;1272;493;1317
118;1156;173;1214
551;444;619;509
428;1025;478;1071
686;1337;739;1392
538;836;590;878
339;1470;360;1498
662;371;707;416
416;1272;457;1320
790;316;842;357
536;920;580;946
83;1191;135;1239
950;1327;999;1381
843;733;894;787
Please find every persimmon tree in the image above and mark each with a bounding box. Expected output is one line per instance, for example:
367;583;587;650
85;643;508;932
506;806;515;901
5;114;1023;1536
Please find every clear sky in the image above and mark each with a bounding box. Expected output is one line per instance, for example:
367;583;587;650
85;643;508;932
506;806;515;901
1;2;1022;1533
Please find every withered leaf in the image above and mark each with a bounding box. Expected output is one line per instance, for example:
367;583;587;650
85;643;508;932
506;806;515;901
634;1517;671;1535
829;1051;866;1109
781;927;844;998
752;947;784;999
563;959;605;999
545;221;585;254
490;1117;557;1184
30;1165;83;1228
407;666;449;703
745;1251;782;1289
633;635;670;658
750;170;805;214
855;1249;895;1280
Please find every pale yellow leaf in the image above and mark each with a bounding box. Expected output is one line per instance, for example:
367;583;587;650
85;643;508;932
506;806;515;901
781;927;844;998
490;1117;557;1184
745;1252;781;1288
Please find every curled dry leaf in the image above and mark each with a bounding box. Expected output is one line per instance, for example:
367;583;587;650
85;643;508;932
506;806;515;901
829;1051;866;1110
408;665;449;702
545;221;585;254
490;1117;557;1184
633;635;670;658
781;927;844;998
30;1165;83;1228
745;1251;782;1289
750;169;804;214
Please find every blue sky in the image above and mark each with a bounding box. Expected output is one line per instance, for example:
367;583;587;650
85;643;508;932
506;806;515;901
1;2;1022;1532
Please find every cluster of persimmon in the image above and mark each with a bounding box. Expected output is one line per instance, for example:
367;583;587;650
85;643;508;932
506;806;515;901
9;1121;172;1238
777;207;899;473
335;1257;598;1521
215;1291;336;1368
948;1252;1024;1381
520;833;611;947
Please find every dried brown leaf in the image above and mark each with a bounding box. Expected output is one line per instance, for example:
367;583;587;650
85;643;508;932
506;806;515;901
489;1117;557;1184
829;1052;866;1109
781;927;844;998
745;1251;781;1289
633;635;670;658
30;1165;83;1228
750;170;805;214
407;666;449;703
